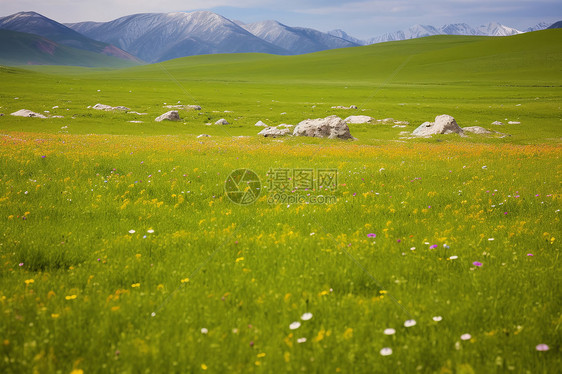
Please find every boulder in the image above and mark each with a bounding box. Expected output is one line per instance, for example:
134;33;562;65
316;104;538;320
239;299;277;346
215;119;229;125
10;109;47;118
255;120;268;127
155;111;180;122
331;105;357;110
197;134;211;138
344;115;374;124
492;121;504;125
463;126;492;134
258;126;291;138
412;115;464;136
93;103;130;111
293;115;353;140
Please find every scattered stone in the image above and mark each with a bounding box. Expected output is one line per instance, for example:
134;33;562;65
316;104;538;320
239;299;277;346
52;106;59;109
50;115;64;119
128;111;147;115
392;124;406;128
258;126;291;138
92;104;130;111
393;121;410;125
128;121;143;123
10;109;47;118
331;105;357;110
463;126;492;134
412;115;464;136
277;124;294;128
508;121;521;125
344;115;374;124
381;118;395;124
197;134;211;138
255;120;268;127
293;115;353;140
155;111;180;122
164;104;201;110
492;121;504;125
215;119;229;125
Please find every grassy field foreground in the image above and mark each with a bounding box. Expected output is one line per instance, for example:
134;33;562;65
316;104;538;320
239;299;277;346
0;132;560;373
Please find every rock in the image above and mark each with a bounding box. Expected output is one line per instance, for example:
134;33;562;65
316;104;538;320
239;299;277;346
412;115;464;136
128;121;143;123
258;126;291;138
344;115;374;124
492;121;504;125
50;115;64;119
293;115;353;140
508;121;521;125
381;118;395;124
155;111;180;122
129;111;147;115
93;104;130;111
463;126;493;134
331;105;357;110
164;105;201;110
255;121;268;127
393;121;410;125
215;119;229;125
392;124;406;128
10;109;47;118
197;134;211;138
277;124;294;128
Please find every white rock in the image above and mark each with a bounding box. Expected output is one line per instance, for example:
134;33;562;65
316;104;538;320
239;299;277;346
163;104;201;110
412;115;464;136
462;126;492;134
10;109;47;118
128;121;143;123
344;115;374;124
254;120;268;127
215;119;229;125
93;104;130;111
508;121;521;125
155;111;180;122
197;134;211;138
258;126;291;138
492;121;504;125
277;124;294;128
293;115;353;140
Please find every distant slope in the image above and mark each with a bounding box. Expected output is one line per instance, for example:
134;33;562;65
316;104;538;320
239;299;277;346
66;11;289;62
548;21;562;29
0;11;141;63
0;29;140;67
241;20;359;54
138;29;562;86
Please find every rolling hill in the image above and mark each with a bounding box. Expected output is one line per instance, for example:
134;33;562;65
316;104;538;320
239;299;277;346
0;29;141;67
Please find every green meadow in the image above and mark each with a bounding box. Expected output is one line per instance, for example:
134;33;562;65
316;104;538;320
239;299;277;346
0;30;561;373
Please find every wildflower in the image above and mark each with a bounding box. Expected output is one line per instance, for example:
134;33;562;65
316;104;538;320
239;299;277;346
535;344;549;351
65;295;77;300
51;313;59;319
449;256;458;260
201;328;208;334
18;263;23;267
301;312;313;321
473;261;483;267
432;316;443;322
380;347;393;356
257;353;266;358
181;278;189;283
289;322;301;330
461;333;472;340
24;279;34;285
527;253;533;257
147;229;154;233
404;319;416;327
430;244;438;249
384;328;395;335
129;229;135;234
131;283;140;288
297;337;307;343
367;233;376;238
201;364;208;370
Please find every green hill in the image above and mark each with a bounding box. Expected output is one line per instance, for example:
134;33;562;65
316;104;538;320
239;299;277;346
0;29;141;68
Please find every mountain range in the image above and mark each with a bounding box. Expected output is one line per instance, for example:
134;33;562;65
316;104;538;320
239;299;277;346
0;10;559;66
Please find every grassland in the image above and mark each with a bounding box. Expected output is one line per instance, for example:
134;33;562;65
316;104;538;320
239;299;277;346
0;30;561;373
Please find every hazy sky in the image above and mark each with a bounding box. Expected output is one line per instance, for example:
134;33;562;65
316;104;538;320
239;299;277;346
1;0;560;38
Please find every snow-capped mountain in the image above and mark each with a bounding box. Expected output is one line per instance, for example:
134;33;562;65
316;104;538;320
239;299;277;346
0;11;139;62
241;20;359;54
327;29;367;45
67;11;289;62
525;22;550;32
366;22;523;44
